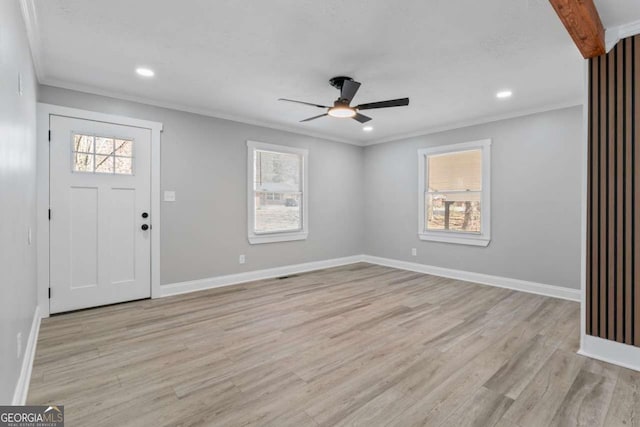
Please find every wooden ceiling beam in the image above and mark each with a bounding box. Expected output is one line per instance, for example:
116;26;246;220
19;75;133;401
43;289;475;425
549;0;606;58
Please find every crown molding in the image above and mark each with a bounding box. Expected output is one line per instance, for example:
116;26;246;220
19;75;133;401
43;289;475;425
39;78;365;147
363;100;583;146
605;19;640;52
22;0;584;149
19;0;45;81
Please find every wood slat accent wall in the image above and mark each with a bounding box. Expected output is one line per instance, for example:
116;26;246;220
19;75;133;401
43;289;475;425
587;34;640;346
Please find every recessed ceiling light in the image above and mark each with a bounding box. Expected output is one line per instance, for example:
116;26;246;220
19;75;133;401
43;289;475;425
363;126;373;132
496;90;512;99
136;67;155;77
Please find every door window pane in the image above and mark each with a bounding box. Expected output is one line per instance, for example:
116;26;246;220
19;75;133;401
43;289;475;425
72;133;134;175
95;137;114;155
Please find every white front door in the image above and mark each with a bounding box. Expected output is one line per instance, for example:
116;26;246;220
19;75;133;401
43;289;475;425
49;115;152;313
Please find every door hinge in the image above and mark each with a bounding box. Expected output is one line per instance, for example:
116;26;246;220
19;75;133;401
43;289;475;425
48;209;51;220
48;130;51;142
48;288;51;299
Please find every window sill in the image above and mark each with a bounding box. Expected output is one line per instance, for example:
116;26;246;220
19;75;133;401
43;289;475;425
248;231;308;245
418;232;490;247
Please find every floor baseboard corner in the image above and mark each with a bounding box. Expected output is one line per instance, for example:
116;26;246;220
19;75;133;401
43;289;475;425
579;335;640;372
12;305;41;405
361;255;581;302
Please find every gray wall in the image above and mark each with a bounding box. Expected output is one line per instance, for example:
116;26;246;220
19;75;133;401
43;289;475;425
363;106;583;289
38;85;365;285
0;1;39;404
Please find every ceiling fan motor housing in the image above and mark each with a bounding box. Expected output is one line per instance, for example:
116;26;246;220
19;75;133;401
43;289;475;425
329;76;354;91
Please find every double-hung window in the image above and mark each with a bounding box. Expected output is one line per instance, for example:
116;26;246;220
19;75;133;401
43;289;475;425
247;141;308;244
418;139;491;246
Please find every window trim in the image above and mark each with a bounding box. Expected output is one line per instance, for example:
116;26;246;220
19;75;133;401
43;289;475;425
247;140;309;244
417;139;491;247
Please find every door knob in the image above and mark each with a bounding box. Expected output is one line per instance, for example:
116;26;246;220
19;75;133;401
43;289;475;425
142;212;149;218
141;224;149;231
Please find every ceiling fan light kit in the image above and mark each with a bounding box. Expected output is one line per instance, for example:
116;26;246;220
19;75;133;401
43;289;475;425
279;76;409;124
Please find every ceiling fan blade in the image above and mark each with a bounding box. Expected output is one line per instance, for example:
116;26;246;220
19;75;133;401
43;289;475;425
279;98;330;108
340;80;361;103
356;98;409;110
353;113;372;123
300;113;328;122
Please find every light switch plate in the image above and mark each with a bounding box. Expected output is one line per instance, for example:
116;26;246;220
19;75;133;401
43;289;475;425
163;191;176;202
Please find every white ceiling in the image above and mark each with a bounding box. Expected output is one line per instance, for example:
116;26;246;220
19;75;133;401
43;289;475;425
26;0;636;145
595;0;640;28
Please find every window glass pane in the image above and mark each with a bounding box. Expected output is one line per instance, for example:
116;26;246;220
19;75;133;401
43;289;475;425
426;192;481;232
73;152;94;172
72;134;134;175
254;192;301;233
427;149;482;192
95;137;114;155
253;149;303;234
253;150;301;192
95;155;114;173
74;135;94;153
115;139;133;156
115;157;133;175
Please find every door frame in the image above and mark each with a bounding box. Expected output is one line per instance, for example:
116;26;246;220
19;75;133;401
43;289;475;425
37;103;163;318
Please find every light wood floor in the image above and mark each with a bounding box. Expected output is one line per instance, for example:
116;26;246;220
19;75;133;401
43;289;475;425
29;263;640;426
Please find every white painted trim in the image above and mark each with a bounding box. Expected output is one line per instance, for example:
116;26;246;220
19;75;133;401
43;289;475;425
417;140;491;247
579;335;640;372
362;255;581;302
38;79;582;149
365;101;583;146
246;140;309;245
36;103;163;317
160;255;365;297
18;0;45;82
12;306;41;405
605;19;640;52
39;78;361;146
418;233;490;247
162;254;580;301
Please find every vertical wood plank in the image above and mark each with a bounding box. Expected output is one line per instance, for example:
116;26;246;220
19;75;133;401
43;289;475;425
634;35;640;346
607;49;616;340
616;41;624;343
584;60;595;335
591;57;600;336
599;54;608;339
624;38;633;344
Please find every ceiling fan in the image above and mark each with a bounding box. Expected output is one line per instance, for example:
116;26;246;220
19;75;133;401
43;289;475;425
279;76;409;123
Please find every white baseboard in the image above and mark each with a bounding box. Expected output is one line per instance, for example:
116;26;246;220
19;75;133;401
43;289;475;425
160;255;366;297
362;255;581;302
161;254;581;302
12;305;41;405
579;335;640;372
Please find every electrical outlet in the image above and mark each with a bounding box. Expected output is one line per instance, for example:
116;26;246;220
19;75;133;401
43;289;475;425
411;248;417;256
239;254;246;264
17;333;22;359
